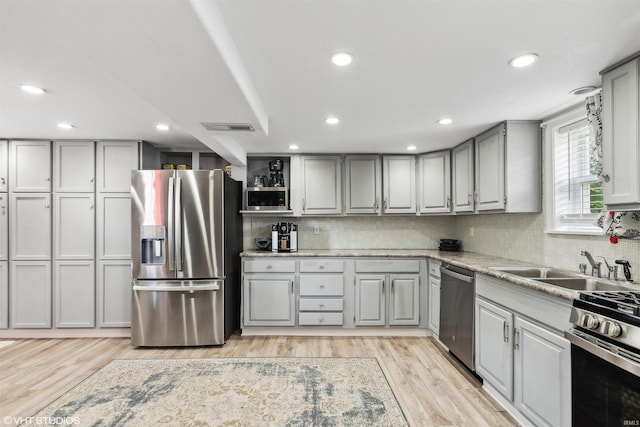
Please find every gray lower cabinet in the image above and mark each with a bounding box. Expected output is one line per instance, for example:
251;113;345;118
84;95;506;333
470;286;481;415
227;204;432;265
243;275;295;326
0;261;7;329
427;259;441;335
298;259;345;326
96;260;131;327
242;258;296;327
10;261;51;328
475;274;571;427
354;259;420;326
355;274;386;326
54;261;95;328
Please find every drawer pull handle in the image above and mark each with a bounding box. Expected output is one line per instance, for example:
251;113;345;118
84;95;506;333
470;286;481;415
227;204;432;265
266;265;272;269
319;265;324;269
320;284;325;289
319;304;325;308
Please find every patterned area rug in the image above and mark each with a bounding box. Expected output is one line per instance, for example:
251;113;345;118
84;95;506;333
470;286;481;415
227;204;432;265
34;357;408;426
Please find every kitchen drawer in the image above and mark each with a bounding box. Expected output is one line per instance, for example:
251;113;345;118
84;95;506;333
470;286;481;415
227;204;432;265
299;298;344;312
243;259;296;273
299;312;343;326
355;259;420;273
299;275;344;296
428;259;441;277
299;259;344;273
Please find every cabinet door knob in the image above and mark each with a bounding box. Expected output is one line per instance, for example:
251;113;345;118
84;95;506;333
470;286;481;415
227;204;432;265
45;177;50;181
90;178;94;183
319;284;325;289
44;204;50;208
601;173;611;183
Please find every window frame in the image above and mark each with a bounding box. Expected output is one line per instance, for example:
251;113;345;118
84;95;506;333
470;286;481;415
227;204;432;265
542;104;604;236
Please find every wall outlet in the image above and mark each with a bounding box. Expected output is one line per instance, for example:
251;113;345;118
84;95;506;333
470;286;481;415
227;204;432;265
313;225;320;235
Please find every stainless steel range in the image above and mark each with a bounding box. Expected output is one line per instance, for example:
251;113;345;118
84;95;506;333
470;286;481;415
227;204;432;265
565;291;640;426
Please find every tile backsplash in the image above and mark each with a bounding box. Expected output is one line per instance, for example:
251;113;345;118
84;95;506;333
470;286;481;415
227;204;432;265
243;212;640;282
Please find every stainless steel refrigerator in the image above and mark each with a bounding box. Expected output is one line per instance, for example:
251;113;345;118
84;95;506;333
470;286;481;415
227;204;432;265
130;169;242;346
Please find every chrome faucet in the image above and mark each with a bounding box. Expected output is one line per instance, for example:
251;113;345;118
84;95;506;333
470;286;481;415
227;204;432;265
581;250;601;277
597;256;618;280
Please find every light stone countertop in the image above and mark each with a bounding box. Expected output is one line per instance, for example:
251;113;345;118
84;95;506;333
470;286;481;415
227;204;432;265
240;249;578;301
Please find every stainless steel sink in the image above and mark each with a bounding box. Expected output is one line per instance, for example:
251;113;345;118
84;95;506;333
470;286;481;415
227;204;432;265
489;266;578;279
531;277;637;292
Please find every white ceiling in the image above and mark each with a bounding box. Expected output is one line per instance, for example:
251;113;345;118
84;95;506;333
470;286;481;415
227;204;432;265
2;0;640;166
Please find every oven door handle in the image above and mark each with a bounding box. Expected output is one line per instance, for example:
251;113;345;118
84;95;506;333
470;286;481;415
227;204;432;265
565;329;640;377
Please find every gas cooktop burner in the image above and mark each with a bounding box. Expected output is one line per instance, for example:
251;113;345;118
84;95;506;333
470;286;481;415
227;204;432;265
580;291;640;316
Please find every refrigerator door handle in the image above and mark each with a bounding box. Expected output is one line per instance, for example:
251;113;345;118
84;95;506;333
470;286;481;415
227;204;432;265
175;176;183;272
167;176;175;271
132;284;221;292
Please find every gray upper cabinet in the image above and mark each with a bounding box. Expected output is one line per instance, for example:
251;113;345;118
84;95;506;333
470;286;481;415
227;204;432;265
475;121;541;213
382;155;416;214
344;155;381;214
0;194;7;261
0;141;7;192
452;139;475;213
301;155;342;215
601;57;640;209
418;150;451;214
53;141;95;193
10;140;51;192
96;141;139;193
475;125;505;211
10;193;51;261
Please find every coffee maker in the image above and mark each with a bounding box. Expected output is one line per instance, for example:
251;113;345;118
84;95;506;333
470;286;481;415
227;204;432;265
271;222;297;252
269;159;285;187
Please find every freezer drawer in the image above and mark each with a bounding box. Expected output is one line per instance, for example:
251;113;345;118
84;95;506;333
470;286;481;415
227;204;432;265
131;280;224;346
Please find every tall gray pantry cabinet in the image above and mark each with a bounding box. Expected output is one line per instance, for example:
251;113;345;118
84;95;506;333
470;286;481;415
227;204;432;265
0;140;138;330
0;141;7;328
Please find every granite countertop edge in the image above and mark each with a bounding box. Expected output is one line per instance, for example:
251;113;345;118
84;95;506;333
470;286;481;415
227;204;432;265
240;249;577;301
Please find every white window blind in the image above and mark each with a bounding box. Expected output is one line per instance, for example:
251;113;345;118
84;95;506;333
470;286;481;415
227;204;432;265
552;118;602;232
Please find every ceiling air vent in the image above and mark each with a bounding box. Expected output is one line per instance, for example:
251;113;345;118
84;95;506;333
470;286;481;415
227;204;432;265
201;122;255;132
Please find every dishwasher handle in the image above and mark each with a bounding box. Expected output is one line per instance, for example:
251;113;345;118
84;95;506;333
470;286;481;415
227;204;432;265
440;266;474;283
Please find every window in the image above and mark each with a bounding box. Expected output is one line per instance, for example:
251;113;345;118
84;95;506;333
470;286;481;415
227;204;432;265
544;106;603;234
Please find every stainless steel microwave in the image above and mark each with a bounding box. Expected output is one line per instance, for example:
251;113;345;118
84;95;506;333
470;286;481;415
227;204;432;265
246;187;289;210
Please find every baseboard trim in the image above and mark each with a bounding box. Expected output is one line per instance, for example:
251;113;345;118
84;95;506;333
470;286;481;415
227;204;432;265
241;327;431;337
0;328;131;339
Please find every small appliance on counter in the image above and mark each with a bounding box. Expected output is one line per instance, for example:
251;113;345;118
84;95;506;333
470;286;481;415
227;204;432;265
272;222;297;252
269;159;285;187
439;239;460;251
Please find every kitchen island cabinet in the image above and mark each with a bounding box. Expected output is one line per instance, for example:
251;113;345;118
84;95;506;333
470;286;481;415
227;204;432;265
475;274;571;427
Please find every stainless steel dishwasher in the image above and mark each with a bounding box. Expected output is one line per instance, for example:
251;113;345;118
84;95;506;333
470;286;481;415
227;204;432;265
439;264;475;371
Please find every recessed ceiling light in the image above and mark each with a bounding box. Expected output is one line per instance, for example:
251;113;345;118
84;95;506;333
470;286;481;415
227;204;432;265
509;53;539;68
57;122;74;129
325;116;340;125
289;144;299;150
156;124;170;131
437;118;453;125
331;52;354;66
406;145;417;151
21;84;45;95
569;86;598;95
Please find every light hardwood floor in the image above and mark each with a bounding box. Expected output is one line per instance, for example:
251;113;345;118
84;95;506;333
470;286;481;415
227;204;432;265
0;335;516;426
